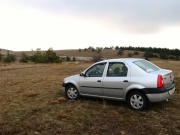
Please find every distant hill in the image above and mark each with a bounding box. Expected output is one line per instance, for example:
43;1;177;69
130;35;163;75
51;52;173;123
15;49;146;59
0;48;14;55
12;46;180;61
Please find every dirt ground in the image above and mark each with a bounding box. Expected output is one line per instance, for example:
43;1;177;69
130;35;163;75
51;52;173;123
0;61;179;135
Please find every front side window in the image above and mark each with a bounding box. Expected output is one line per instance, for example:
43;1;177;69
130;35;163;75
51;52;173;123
86;63;106;77
133;60;160;73
107;62;128;77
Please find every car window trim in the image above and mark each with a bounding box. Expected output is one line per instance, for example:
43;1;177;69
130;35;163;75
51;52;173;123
85;62;107;77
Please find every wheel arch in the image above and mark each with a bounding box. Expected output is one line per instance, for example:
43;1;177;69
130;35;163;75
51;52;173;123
126;89;149;110
64;81;79;91
125;89;149;101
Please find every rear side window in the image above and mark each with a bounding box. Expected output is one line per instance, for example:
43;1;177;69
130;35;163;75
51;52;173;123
107;62;128;77
133;60;159;73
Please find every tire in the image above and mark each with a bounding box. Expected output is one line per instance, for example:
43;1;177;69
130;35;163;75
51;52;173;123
65;85;79;100
127;91;148;110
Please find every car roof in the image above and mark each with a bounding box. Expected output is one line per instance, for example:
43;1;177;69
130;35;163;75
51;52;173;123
100;58;144;63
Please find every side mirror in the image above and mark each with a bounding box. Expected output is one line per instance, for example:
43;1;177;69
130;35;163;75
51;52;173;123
80;73;85;77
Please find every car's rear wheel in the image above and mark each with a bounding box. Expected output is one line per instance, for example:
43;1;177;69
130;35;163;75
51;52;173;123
127;91;147;110
65;85;79;100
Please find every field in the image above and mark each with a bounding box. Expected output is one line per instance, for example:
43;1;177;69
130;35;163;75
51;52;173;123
0;60;180;135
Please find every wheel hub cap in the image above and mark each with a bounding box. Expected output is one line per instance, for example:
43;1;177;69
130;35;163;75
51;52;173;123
67;88;77;99
130;94;144;109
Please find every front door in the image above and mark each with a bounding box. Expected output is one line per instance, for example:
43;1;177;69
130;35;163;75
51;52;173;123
80;62;106;96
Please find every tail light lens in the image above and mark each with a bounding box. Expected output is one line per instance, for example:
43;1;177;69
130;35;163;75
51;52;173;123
157;75;165;88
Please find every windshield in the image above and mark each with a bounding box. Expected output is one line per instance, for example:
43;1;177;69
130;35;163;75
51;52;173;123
133;60;160;73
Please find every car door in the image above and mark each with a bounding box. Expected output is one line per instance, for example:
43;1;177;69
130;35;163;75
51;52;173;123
79;62;107;96
103;62;130;99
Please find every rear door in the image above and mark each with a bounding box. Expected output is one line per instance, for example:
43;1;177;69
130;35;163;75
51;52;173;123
103;62;130;99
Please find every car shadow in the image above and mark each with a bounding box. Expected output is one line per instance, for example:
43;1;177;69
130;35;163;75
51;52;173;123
79;96;128;108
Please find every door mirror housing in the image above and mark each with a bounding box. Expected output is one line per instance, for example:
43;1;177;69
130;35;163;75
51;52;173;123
80;72;90;77
80;73;85;77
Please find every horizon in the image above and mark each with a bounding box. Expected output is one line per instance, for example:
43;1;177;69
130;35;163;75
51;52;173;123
1;0;180;51
1;46;180;52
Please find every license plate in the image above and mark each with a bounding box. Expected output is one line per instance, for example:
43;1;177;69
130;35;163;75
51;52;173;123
169;87;175;95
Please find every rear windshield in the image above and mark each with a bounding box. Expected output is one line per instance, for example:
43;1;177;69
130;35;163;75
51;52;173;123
133;60;160;73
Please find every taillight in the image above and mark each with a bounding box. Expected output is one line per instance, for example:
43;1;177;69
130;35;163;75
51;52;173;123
157;75;165;88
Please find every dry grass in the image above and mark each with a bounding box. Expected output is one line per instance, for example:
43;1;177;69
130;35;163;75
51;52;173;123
0;60;180;135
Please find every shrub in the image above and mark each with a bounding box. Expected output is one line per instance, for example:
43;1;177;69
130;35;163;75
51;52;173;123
96;47;102;53
66;56;71;61
160;53;168;59
3;51;16;63
115;46;119;50
88;46;93;50
19;53;30;63
92;54;102;62
29;49;61;63
44;49;61;63
117;50;124;55
175;56;179;61
30;51;44;63
0;53;2;62
127;53;133;57
72;57;76;61
92;48;95;52
104;47;111;49
169;56;175;60
144;52;158;58
153;54;158;58
134;51;139;55
145;56;149;61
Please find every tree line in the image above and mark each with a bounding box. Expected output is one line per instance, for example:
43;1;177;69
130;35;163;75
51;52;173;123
93;45;179;56
1;46;179;63
0;49;77;64
117;46;180;60
19;49;62;63
116;46;180;57
80;46;180;60
80;46;180;56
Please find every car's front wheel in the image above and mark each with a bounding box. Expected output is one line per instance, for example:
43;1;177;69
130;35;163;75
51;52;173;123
127;91;147;110
65;85;79;100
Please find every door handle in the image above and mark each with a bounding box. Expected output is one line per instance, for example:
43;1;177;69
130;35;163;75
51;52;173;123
97;80;101;82
123;80;128;82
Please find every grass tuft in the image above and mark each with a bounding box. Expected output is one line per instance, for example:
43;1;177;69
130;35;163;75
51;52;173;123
23;91;39;97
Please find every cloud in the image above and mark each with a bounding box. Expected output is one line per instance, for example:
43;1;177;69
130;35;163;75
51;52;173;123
11;0;180;34
0;0;180;50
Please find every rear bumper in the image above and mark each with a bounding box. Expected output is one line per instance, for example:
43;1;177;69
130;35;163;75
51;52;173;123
146;85;175;102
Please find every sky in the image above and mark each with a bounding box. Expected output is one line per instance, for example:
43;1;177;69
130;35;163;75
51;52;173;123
0;0;180;51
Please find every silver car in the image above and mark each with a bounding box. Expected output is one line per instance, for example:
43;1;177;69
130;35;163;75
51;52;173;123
62;58;175;110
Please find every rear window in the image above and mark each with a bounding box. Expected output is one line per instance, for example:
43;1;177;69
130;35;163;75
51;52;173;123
133;60;160;73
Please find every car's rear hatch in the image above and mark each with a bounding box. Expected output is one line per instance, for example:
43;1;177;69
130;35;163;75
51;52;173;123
151;69;174;88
